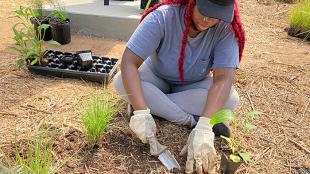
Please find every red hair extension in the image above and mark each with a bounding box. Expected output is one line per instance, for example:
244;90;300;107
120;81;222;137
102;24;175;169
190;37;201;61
178;0;195;82
231;0;245;61
141;0;246;82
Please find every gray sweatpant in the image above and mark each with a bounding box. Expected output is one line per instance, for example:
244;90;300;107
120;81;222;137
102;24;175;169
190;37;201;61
113;63;239;127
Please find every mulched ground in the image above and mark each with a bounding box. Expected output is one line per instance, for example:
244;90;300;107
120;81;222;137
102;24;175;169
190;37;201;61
0;0;309;173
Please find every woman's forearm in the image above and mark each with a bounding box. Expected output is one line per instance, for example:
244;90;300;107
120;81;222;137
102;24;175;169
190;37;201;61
121;48;147;110
201;68;235;118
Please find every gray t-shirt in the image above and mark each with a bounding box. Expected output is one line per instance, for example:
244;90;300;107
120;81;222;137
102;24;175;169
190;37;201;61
127;4;239;84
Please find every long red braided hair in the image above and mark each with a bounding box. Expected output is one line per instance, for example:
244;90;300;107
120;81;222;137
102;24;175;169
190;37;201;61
141;0;246;82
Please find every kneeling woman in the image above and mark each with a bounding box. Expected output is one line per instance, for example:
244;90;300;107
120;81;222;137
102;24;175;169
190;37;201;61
114;0;245;173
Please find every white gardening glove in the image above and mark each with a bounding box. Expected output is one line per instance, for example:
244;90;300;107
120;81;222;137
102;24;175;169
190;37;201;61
180;117;216;174
129;108;167;156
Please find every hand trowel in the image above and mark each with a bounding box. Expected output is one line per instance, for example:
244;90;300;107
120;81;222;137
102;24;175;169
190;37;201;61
158;149;181;171
147;136;181;171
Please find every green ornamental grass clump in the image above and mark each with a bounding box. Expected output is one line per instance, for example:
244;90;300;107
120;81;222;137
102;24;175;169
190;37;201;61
290;0;310;34
82;96;118;145
0;129;56;174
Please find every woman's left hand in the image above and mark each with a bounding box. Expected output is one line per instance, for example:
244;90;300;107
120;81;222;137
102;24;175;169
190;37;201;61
180;117;216;174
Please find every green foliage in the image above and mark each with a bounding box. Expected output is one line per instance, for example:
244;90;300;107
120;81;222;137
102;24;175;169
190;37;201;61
239;152;252;162
290;0;310;37
16;130;54;173
212;109;262;163
82;96;119;145
0;128;56;174
32;0;61;17
209;109;236;126
32;0;44;17
229;154;241;163
51;7;67;22
9;6;60;68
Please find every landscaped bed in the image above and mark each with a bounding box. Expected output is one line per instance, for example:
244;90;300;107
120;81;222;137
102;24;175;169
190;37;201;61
0;0;310;173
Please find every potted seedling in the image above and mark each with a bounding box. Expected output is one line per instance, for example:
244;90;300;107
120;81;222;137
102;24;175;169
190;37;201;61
287;0;310;41
30;0;53;41
10;6;60;67
209;109;261;174
49;6;71;45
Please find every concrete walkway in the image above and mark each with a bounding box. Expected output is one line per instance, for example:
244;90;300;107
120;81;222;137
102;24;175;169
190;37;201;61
44;0;144;40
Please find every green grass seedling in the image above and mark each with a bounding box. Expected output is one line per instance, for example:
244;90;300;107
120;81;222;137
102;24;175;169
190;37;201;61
0;128;56;174
16;129;55;174
82;96;119;146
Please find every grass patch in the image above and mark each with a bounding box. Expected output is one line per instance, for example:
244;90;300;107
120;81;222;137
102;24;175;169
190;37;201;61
82;95;119;146
290;0;310;35
0;128;56;174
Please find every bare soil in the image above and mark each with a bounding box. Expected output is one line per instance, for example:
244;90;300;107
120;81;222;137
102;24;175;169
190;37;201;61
0;0;309;173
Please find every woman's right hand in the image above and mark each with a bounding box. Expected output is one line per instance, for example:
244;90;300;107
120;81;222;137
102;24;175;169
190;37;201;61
129;108;167;156
129;108;156;143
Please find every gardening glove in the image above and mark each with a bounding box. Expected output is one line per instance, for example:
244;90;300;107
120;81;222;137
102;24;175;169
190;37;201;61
129;108;167;156
180;117;216;174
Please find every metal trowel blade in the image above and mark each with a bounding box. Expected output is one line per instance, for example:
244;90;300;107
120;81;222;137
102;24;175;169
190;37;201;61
158;150;181;171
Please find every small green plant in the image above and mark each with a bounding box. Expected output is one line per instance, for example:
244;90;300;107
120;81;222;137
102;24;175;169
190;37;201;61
290;0;310;39
16;130;55;173
9;6;59;67
82;96;119;146
0;128;56;174
51;7;67;22
210;109;262;163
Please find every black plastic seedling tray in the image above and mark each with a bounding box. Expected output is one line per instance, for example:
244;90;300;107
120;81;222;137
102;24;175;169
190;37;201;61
28;50;120;86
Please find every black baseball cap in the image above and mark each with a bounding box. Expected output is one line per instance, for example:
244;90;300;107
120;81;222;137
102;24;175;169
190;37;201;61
196;0;235;23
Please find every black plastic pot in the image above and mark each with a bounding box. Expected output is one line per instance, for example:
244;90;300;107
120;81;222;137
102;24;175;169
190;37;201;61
49;18;71;45
30;16;53;41
28;50;119;86
140;0;159;9
76;50;93;70
220;150;242;174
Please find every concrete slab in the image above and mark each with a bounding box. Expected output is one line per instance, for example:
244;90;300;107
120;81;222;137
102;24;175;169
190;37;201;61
44;0;144;41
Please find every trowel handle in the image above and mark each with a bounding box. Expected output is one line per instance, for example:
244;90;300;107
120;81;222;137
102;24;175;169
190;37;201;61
147;136;167;156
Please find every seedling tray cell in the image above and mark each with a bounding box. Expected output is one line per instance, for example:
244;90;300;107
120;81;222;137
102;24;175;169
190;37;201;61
28;50;120;86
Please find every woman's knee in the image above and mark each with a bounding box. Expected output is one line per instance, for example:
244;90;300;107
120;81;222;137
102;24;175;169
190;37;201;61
224;88;240;110
113;71;128;101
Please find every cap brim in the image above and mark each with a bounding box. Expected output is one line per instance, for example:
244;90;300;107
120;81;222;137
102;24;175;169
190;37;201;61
196;0;234;23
